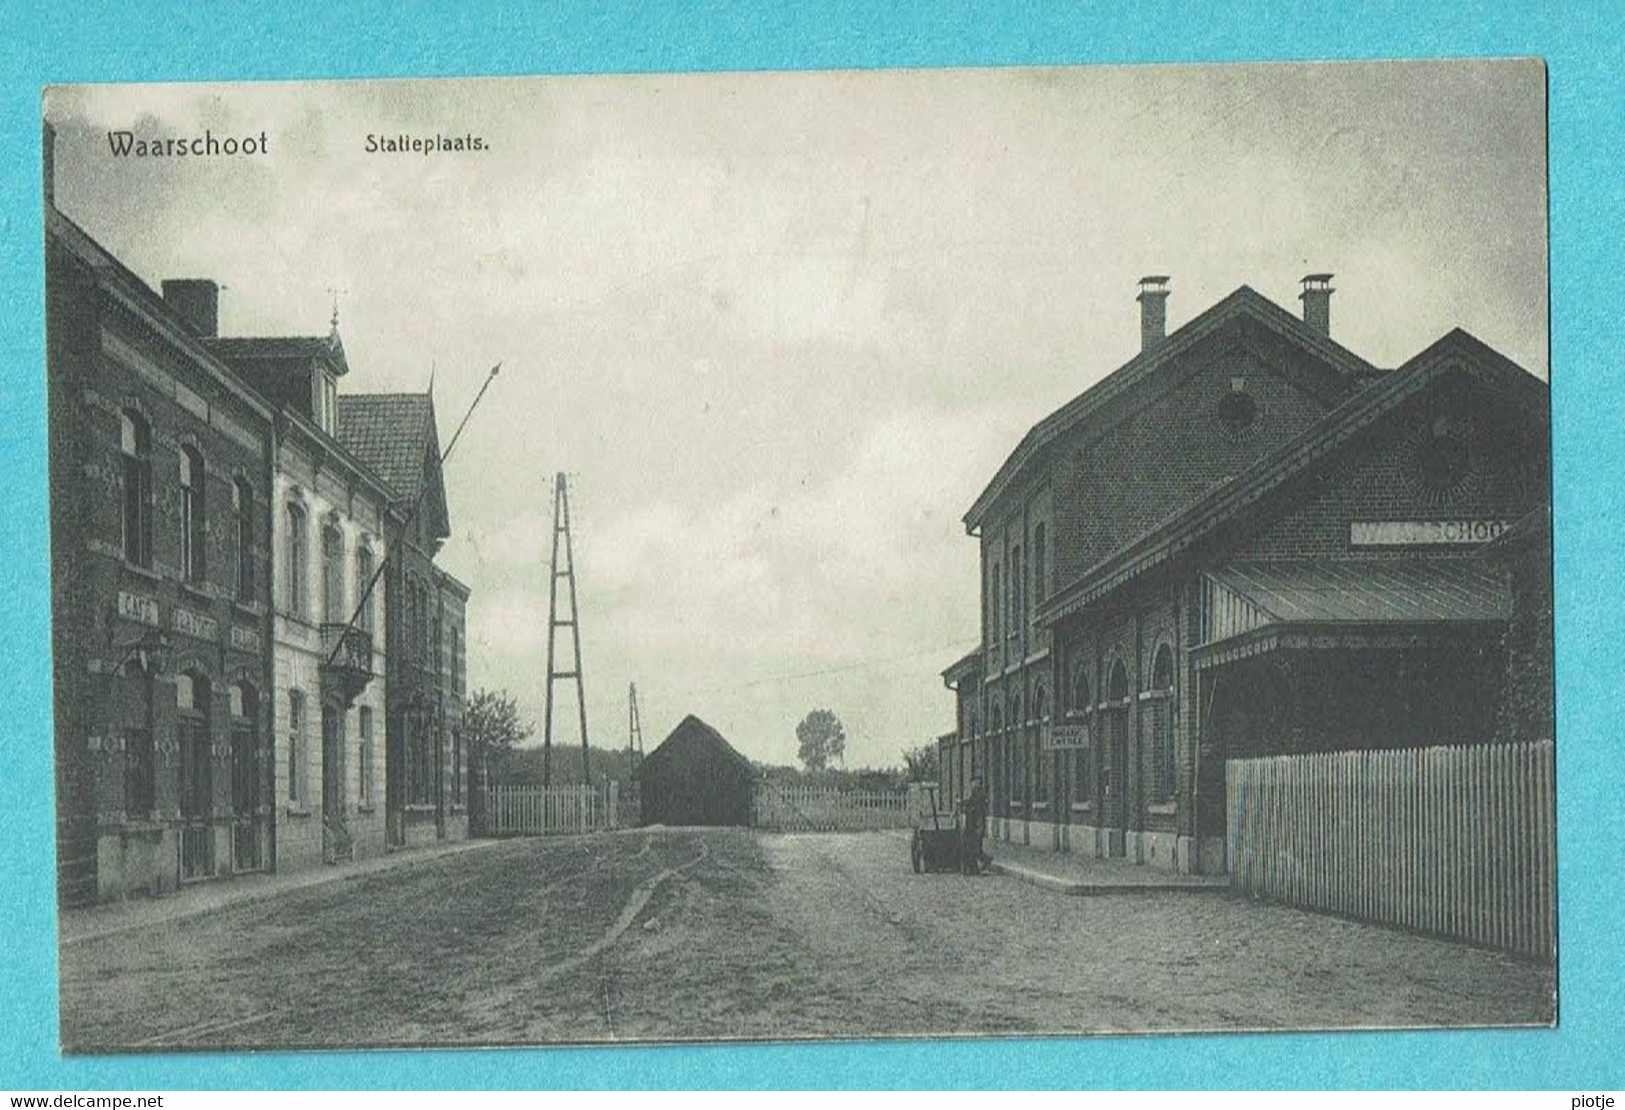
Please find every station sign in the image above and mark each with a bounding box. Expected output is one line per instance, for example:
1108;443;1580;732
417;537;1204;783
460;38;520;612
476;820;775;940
1350;520;1510;547
1047;724;1090;750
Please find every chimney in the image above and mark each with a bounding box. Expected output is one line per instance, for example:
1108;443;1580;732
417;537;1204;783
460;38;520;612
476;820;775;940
1137;276;1170;351
1300;273;1334;337
161;279;219;338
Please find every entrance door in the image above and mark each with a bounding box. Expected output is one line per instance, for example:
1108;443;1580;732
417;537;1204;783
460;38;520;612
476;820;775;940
321;703;352;862
176;673;215;881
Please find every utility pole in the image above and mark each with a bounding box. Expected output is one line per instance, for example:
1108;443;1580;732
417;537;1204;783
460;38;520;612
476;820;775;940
628;682;645;769
542;473;592;786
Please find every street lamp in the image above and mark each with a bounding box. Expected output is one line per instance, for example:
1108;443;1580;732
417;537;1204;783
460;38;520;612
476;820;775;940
114;629;172;678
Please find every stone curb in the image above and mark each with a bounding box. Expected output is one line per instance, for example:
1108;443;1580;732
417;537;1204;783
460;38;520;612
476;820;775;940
989;858;1232;896
60;837;508;946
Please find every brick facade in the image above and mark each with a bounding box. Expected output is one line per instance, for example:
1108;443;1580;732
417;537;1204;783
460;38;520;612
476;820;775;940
947;284;1550;877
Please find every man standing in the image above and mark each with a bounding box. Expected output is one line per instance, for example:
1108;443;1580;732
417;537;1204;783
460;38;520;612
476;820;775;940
961;776;989;875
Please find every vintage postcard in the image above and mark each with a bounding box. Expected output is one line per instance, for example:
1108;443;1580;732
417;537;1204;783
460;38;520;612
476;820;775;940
42;60;1553;1051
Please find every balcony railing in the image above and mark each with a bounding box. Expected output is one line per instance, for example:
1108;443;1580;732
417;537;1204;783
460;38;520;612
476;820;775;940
319;623;374;705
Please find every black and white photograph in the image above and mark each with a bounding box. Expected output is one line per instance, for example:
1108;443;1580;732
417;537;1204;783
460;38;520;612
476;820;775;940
42;59;1554;1051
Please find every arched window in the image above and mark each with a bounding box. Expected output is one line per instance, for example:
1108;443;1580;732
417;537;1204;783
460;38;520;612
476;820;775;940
1071;665;1093;806
355;545;375;633
322;522;345;624
1105;659;1130;802
233;479;255;601
1032;684;1050;805
1033;522;1047;603
1009;545;1023;644
284;503;308;617
180;446;206;582
119;411;153;567
987;563;1001;652
1149;644;1177;801
1008;691;1024;807
176;670;213;878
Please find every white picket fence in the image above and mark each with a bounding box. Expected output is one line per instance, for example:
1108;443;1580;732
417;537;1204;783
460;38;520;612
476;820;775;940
485;781;621;836
1227;741;1555;959
751;782;911;832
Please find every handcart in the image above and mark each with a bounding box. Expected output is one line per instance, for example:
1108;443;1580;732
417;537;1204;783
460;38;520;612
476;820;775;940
908;783;965;874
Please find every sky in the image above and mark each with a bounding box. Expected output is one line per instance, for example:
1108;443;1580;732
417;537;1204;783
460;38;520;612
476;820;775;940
43;60;1547;771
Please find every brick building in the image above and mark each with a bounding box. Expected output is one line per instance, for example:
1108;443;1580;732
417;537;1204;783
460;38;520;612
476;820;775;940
48;208;277;905
337;394;471;848
942;276;1550;874
204;324;394;871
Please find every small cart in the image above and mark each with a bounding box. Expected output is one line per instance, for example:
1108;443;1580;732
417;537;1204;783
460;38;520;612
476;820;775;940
908;783;964;874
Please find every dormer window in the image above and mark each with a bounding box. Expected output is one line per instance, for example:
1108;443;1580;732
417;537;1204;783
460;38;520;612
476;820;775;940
313;366;338;435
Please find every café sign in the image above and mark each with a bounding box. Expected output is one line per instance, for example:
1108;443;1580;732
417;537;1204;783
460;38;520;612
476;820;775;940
1350;520;1510;547
116;590;159;628
172;606;218;642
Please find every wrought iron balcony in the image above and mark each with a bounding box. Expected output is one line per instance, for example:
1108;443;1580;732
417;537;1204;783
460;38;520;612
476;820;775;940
319;623;374;706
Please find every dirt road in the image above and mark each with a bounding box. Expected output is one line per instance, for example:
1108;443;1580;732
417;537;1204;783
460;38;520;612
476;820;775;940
58;828;1553;1050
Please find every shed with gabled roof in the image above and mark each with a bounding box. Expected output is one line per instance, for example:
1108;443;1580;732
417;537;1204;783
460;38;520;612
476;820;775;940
636;715;755;827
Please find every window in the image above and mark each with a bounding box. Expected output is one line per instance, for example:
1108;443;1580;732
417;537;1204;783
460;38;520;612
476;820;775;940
233;479;254;601
180;446;206;582
1105;660;1130;800
119;411;153;567
433;591;443;676
452;728;462;804
1008;692;1024;805
1008;545;1022;647
1071;667;1093;805
355;546;375;633
1149;645;1176;802
987;564;1001;652
284;503;308;617
1032;686;1049;805
123;655;155;816
313;370;338;435
1032;523;1047;604
449;625;462;695
322;522;344;624
287;689;306;803
358;706;374;806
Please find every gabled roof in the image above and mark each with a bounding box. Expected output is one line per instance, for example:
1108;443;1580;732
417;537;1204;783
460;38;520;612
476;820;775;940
336;392;450;538
207;333;349;375
941;648;983;686
641;714;755;776
965;285;1381;530
1039;327;1548;623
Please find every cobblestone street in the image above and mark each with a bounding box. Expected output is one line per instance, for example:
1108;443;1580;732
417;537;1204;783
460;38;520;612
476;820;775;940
58;828;1555;1051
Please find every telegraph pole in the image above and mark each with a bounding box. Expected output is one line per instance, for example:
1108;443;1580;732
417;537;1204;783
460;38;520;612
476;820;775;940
628;682;645;769
542;473;592;786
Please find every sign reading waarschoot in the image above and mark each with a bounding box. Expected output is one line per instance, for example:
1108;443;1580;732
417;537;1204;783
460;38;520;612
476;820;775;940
1350;520;1511;546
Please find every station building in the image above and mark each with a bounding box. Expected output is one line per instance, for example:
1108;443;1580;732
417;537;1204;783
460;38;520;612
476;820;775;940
940;276;1550;874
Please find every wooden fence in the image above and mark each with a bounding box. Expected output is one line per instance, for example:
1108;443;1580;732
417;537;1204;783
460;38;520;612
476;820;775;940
1226;741;1555;959
751;782;911;832
484;781;621;836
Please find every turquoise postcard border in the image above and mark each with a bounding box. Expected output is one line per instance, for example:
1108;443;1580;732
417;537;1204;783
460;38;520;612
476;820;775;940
2;0;1619;1091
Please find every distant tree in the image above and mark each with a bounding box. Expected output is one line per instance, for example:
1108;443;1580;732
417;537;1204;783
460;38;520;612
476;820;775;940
465;688;533;784
795;708;846;772
902;742;940;783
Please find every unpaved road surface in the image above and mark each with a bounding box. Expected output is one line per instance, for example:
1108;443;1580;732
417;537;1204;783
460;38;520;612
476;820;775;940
59;828;1554;1050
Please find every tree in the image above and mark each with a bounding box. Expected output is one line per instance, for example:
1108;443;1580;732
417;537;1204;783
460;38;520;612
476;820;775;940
902;742;940;783
795;708;846;772
465;688;534;785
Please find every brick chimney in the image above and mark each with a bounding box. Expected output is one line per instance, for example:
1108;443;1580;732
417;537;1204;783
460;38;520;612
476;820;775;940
1137;276;1170;351
161;279;219;338
1300;273;1334;337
